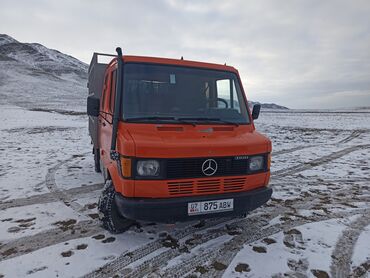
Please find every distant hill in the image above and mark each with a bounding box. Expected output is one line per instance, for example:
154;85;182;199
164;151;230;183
249;101;289;110
0;34;87;112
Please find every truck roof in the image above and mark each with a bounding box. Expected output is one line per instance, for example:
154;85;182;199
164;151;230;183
114;55;238;73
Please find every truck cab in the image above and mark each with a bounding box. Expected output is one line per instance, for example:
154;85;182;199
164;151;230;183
87;49;272;233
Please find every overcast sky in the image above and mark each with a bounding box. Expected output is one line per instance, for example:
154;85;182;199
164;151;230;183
1;0;370;109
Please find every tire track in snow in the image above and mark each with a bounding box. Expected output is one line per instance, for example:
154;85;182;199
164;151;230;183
123;217;268;278
45;154;90;214
189;209;370;278
82;217;239;278
273;129;367;156
0;183;103;210
273;144;315;156
337;130;365;144
84;211;291;277
0;153;104;262
269;178;370;211
0;219;101;261
84;188;369;278
272;144;370;178
330;213;370;277
44;151;105;220
350;259;370;278
137;208;370;278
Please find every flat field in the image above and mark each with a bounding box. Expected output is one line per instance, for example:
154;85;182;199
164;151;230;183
0;106;369;278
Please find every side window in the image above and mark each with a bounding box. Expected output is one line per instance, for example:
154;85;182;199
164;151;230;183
101;73;109;110
109;70;117;113
216;79;241;112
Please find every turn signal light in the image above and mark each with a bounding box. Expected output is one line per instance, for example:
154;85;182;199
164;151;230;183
120;157;132;178
267;153;271;170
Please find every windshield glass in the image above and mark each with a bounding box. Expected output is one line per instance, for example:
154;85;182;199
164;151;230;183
122;63;250;124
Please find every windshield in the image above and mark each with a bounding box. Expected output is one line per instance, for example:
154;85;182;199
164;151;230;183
122;63;250;124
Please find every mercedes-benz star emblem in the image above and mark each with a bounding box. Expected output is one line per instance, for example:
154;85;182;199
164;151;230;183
202;159;218;176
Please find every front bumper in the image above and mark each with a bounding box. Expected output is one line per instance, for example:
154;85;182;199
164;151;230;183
115;186;272;223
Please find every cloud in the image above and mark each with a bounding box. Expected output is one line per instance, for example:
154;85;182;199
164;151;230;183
1;0;369;108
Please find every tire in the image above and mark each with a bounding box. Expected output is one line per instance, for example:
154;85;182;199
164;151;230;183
98;180;134;233
94;148;101;173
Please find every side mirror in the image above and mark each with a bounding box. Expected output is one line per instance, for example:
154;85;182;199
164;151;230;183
87;96;100;117
252;104;261;120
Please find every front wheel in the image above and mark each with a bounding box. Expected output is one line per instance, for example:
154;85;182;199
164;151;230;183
98;180;134;233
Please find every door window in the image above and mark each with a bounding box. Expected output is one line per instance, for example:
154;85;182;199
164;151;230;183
101;74;109;110
109;70;117;113
216;79;241;112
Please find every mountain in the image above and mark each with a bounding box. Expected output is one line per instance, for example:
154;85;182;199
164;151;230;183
0;34;88;112
249;101;289;110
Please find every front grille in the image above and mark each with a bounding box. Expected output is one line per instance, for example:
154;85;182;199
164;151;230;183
166;157;248;179
167;177;247;196
224;177;245;191
196;179;221;193
168;181;194;195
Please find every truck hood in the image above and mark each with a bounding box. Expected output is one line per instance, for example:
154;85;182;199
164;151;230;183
121;123;271;158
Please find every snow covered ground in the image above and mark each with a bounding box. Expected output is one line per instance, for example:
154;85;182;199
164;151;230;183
0;103;369;278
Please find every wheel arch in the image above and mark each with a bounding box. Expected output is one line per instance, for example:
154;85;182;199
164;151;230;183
106;163;121;191
106;162;135;197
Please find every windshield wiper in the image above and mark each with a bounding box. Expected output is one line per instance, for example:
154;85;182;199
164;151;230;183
177;117;239;126
125;116;196;126
125;116;176;121
125;116;239;126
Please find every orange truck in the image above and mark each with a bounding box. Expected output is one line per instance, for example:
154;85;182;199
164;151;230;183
87;48;272;233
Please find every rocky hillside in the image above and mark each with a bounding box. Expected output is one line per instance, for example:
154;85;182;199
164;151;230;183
0;34;88;112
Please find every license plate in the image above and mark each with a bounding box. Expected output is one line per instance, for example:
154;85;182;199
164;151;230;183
188;198;234;216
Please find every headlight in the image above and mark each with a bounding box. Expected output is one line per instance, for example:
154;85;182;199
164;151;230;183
136;160;160;176
249;156;264;171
